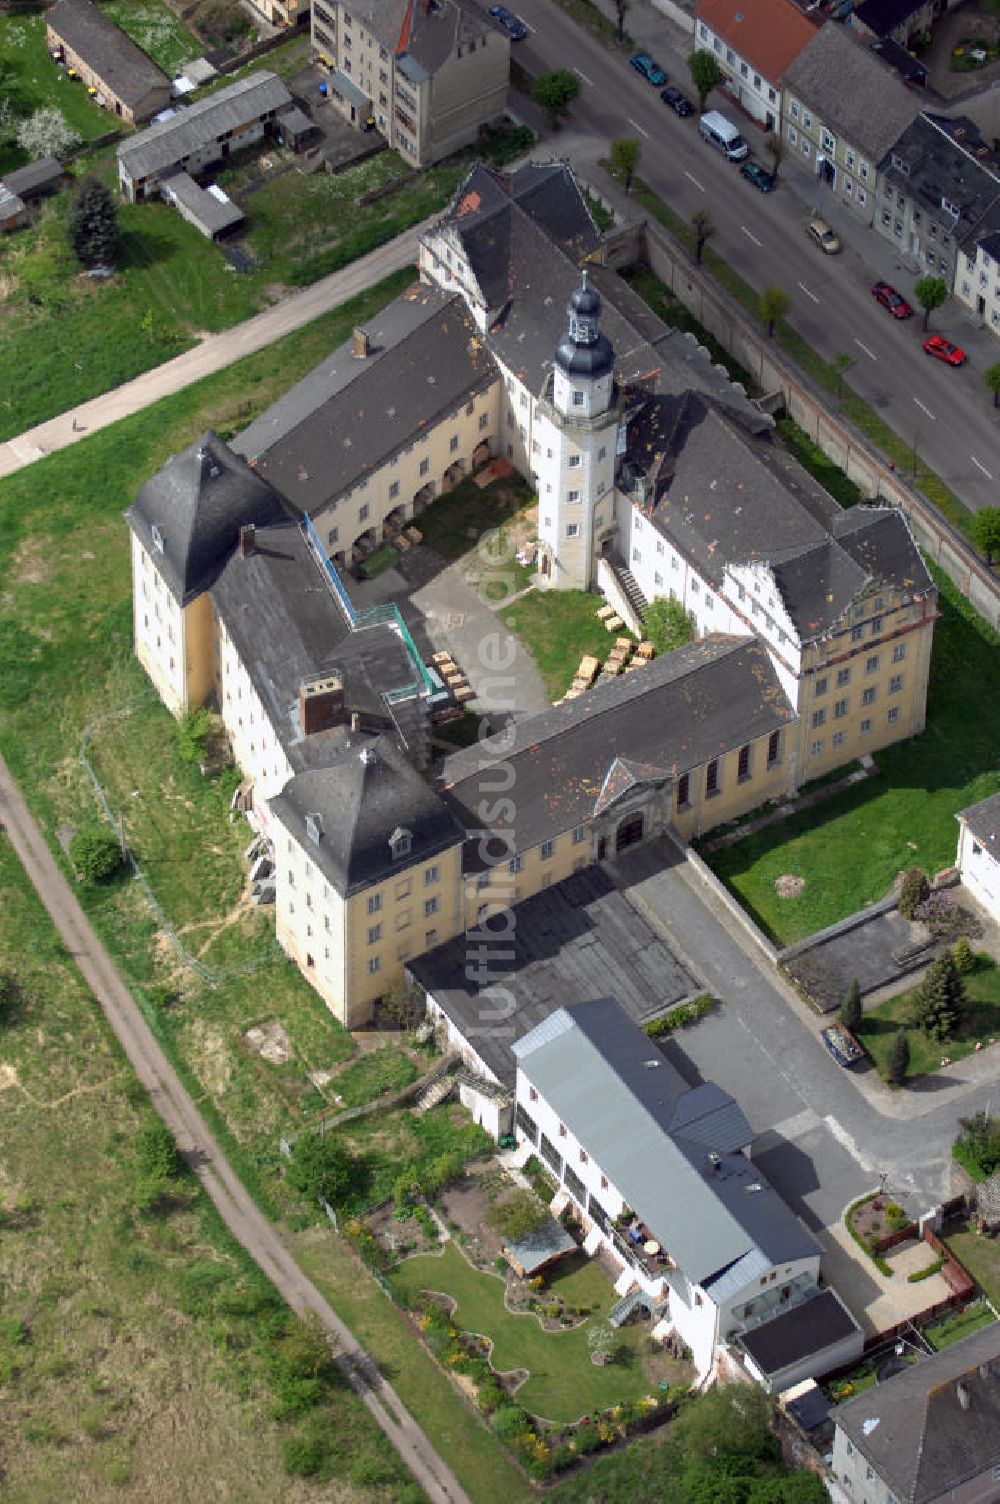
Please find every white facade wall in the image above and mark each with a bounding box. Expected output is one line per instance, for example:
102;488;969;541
131;534;187;715
217;621;293;824
275;827;347;1006
694;19;781;127
423;991;504;1085
535;406;617;591
957;821;1000;919
957;241;1000;339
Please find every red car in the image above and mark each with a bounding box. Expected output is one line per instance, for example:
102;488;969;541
871;280;913;318
923;334;966;366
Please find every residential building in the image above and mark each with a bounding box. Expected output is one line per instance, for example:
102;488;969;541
832;1323;1000;1503
128;161;937;1028
310;0;509;165
46;0;171;125
256;0;309;29
0;156;64;232
117;71;293;203
781;22;919;218
874;113;1000;288
852;0;942;49
511;997;862;1382
956;789;1000;920
693;0;818;131
955;199;1000;334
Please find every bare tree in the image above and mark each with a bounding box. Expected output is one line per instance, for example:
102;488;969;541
691;208;715;266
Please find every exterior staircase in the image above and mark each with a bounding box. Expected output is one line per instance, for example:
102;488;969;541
608;1288;653;1327
411;1061;456;1115
607;552;649;626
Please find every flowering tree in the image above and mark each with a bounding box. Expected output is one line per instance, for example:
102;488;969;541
16;107;81;159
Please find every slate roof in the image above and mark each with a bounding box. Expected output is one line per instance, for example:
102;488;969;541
0;156;63;198
210;520;421;770
442;638;794;853
125;430;293;605
625;390;931;640
513;998;818;1286
234;284;494;515
957;788;1000;849
781;24;920;163
118;72;291;182
46;0;169;111
833;1323;1000;1503
270;734;464;898
350;0;491;74
739;1289;860;1377
410;866;696;1084
694;0;818;81
879;114;1000;250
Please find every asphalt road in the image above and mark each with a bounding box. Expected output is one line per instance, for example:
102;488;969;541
0;753;471;1504
511;0;1000;509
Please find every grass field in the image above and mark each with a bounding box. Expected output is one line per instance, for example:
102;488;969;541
327;1105;492;1217
0;14;111;173
501;590;636;700
102;0;202;74
707;568;1000;945
943;1222;1000;1309
856;957;1000;1080
391;1243;665;1423
0;840;419;1503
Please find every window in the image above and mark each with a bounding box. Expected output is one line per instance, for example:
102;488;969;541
477;871;490;890
790;100;800;120
866;654;879;674
788;126;798;146
367;894;382;915
328;525;339;545
803;112;812;130
541;839;554;860
859;188;866;207
846;150;855;169
861;717;872;734
737;744;751;781
767;86;776;103
579;1148;588;1163
424;865;439;885
890;673;903;694
887;706;900;724
893;641;906;662
509;855;523;875
833;731;846;749
449;434;459;453
478;411;489;431
821;129;835;153
558;1122;567;1137
882;210;892;227
359;502;369;523
567;489;580;503
572;826;587;844
367;924;382;944
566;523;579;538
860;161;869;181
815;676;828;696
753;73;760;87
706;758;719;797
740;61;748;77
767;730;780;767
812;708;826;728
568;454;581;468
673;772;690;809
572;390;584;407
811;740;823;756
852;626;863;643
389;479;399;500
425;929;437;946
390;829;411;861
872;616;883;635
529;1086;538;1101
725;46;734;63
368;957;381;976
834;698;848;720
424;896;438;917
419;457;429;476
862;686;876;706
837;667;851;687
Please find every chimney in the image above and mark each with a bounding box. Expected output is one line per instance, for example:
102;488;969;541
352;326;370;359
299;673;344;735
957;1379;971;1411
239;523;256;558
350;711;361;732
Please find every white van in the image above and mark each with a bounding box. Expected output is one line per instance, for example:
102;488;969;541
698;110;749;161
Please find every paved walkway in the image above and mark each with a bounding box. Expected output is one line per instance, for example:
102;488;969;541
0;752;471;1504
0;222;428;480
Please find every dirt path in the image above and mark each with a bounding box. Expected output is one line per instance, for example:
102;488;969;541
0;751;471;1504
0;222;428;481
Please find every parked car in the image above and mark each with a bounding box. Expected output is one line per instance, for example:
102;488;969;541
630;51;668;86
923;333;967;366
660;85;693;116
822;1023;864;1068
806;215;840;254
740;159;775;193
871;279;913;318
489;4;527;39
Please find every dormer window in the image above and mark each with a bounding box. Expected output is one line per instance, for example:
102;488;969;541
389;826;412;861
151;524;164;553
941;197;958;218
305;812;324;845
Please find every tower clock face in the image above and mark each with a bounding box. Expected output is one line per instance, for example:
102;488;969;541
573;316;595;342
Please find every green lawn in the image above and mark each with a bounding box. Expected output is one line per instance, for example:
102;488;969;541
328;1045;420;1107
0;14;112;173
922;1299;996;1351
102;0;202;74
501;589;636;700
0;841;417;1503
856;958;1000;1080
942;1222;1000;1310
707;568;1000;945
391;1242;657;1423
331;1106;492;1216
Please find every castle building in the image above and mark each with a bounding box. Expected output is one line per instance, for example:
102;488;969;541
126;161;936;1028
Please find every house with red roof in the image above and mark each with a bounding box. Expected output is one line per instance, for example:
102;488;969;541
693;0;818;130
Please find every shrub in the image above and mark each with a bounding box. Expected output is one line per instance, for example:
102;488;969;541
478;1379;504;1413
493;1405;530;1440
953;936;975;974
176;707;211;764
883;1202;908;1232
286;1132;355;1207
907;953;966;1041
899;867;930;919
907;1256;946;1283
573;1420;603;1454
487;1188;548;1242
840;978;862;1033
281;1433;328;1478
69;823;123;883
888;1028;910;1087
